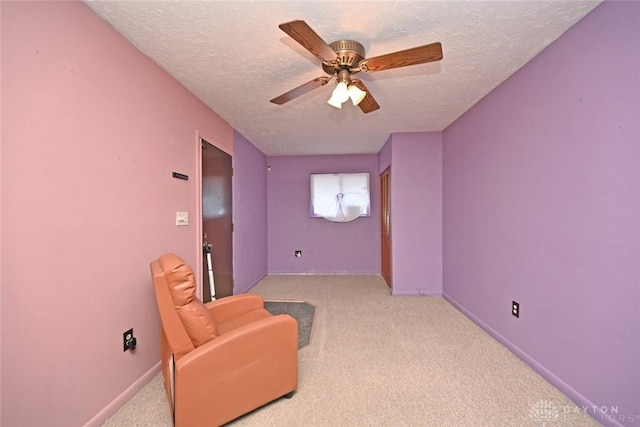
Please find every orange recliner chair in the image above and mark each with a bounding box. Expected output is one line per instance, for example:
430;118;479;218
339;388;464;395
150;253;298;426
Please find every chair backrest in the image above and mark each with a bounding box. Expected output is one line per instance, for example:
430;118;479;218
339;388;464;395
151;253;222;356
150;255;196;361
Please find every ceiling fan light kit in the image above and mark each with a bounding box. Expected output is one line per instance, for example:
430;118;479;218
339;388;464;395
270;20;443;114
327;68;366;108
347;84;366;106
328;81;349;106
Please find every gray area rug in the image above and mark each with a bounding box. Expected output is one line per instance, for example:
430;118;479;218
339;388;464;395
264;301;314;349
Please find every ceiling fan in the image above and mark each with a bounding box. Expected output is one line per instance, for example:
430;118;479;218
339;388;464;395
270;20;443;113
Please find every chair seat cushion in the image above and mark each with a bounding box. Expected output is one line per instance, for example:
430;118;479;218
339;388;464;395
216;308;272;335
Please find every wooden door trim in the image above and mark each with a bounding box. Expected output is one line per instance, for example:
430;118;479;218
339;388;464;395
195;132;204;299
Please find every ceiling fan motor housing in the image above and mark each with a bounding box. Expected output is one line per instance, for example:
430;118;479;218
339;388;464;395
322;40;365;75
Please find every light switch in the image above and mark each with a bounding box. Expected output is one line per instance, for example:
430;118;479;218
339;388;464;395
176;212;189;226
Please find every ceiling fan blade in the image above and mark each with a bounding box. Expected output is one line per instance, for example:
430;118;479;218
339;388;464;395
352;80;380;114
270;77;331;105
360;42;443;73
279;20;337;63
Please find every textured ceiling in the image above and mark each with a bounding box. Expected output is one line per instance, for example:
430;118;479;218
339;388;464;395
85;1;602;156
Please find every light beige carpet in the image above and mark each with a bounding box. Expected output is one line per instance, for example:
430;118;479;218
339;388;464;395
103;275;600;426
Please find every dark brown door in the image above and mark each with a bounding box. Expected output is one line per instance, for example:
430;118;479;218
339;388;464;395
381;167;392;287
201;139;233;301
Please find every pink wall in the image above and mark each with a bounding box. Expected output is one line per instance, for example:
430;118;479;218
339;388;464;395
232;131;268;293
385;133;443;296
443;2;639;425
267;155;380;274
1;2;233;426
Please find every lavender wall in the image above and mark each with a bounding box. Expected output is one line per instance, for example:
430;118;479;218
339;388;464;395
389;133;443;295
1;2;233;426
378;135;392;173
267;155;380;274
443;2;639;425
233;131;268;293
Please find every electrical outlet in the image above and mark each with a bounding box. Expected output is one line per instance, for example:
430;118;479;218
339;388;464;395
294;250;302;258
512;301;520;318
123;328;137;352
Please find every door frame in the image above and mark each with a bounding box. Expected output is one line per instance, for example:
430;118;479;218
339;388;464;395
194;131;204;299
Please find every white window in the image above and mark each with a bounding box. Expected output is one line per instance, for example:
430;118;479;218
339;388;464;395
310;173;370;222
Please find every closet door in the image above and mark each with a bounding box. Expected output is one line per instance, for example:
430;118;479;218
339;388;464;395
380;167;392;288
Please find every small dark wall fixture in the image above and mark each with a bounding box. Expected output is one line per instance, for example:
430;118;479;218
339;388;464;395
172;172;189;181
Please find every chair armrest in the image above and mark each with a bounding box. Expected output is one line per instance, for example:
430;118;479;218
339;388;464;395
173;314;298;426
177;313;297;372
205;293;264;323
